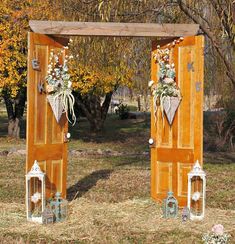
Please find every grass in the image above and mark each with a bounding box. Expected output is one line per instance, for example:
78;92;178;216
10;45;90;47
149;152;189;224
0;112;234;243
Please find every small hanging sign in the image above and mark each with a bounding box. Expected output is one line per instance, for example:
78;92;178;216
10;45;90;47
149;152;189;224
32;59;41;71
187;62;195;72
38;80;45;94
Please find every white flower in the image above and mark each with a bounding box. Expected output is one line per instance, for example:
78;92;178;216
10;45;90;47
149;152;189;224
166;64;170;68
64;46;69;49
31;192;41;204
68;81;72;88
192;191;201;201
164;78;174;84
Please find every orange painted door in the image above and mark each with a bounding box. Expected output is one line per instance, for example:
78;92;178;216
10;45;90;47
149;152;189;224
26;32;68;199
150;36;204;207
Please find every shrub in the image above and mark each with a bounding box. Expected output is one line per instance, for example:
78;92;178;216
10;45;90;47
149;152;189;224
204;110;235;152
117;104;129;120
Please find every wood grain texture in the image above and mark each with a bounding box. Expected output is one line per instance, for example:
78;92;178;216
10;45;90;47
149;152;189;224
26;32;68;199
150;36;204;207
29;20;199;37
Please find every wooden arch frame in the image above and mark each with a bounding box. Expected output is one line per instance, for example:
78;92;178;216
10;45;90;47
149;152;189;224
27;20;203;207
29;20;199;37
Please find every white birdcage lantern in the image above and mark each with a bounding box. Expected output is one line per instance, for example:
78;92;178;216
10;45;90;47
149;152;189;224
26;160;46;223
187;160;206;221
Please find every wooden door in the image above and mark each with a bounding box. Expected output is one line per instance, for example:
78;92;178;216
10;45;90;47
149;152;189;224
26;32;68;199
150;36;204;207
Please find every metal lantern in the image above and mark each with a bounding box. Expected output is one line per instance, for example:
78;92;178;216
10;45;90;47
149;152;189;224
42;207;54;224
162;191;178;218
50;192;68;222
26;160;45;223
187;160;206;221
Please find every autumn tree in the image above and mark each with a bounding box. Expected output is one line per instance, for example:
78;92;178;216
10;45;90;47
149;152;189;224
0;1;28;138
59;0;169;131
0;0;63;138
68;37;134;132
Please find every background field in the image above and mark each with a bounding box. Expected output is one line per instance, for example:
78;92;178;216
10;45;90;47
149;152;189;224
0;113;235;243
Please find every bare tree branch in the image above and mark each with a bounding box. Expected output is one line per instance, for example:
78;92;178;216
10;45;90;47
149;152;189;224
176;0;235;87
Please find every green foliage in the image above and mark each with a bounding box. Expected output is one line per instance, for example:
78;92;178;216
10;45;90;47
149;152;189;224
117;104;130;120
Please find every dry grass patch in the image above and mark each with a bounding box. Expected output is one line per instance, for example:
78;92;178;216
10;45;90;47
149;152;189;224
0;199;234;243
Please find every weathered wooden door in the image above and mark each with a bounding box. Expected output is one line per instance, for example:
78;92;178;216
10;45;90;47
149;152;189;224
150;36;204;207
26;32;68;199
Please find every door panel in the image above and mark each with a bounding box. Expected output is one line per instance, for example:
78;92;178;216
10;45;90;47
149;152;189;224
151;36;204;207
26;32;68;199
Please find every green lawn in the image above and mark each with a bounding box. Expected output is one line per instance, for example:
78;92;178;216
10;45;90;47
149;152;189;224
0;113;234;243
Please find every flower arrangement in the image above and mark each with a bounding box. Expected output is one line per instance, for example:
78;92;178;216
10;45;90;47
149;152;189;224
149;38;183;125
45;49;76;124
202;224;231;244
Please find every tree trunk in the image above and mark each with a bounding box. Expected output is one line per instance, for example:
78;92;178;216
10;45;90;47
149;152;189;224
74;92;113;133
8;118;20;138
2;87;26;138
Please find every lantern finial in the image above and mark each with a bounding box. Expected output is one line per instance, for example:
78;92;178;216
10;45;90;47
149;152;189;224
27;160;45;177
189;160;205;177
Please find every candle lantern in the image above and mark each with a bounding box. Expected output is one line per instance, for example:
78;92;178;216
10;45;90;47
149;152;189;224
50;192;68;222
26;160;45;223
162;191;178;218
187;160;206;220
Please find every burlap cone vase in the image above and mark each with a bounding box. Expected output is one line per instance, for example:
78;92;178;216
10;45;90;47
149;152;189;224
163;96;181;125
47;95;64;123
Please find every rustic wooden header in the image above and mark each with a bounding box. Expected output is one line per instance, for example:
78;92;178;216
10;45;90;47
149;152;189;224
29;20;199;37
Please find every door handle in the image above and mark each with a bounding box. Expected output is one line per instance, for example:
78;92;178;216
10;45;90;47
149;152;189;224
64;133;71;143
148;138;155;148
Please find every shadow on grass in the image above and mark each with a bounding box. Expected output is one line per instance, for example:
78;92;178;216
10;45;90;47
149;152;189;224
67;169;113;201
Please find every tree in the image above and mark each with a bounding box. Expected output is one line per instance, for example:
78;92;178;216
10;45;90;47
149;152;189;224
69;37;133;132
0;1;28;138
59;0;169;131
0;0;63;138
175;0;235;89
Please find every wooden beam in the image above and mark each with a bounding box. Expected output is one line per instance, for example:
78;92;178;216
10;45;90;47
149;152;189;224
29;20;199;37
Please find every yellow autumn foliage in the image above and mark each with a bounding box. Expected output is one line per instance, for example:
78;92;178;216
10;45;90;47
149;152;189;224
0;2;28;97
0;0;134;99
67;35;135;97
0;0;63;97
70;61;133;96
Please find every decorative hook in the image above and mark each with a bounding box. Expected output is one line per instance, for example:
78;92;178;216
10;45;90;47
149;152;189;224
32;58;41;71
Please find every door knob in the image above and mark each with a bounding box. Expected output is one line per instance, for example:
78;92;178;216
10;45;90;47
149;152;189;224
148;138;154;147
64;133;71;142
